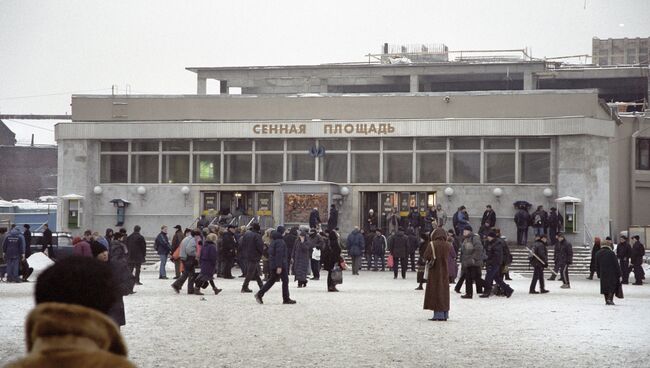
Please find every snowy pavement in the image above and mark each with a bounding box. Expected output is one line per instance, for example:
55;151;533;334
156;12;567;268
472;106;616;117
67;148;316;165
1;266;648;368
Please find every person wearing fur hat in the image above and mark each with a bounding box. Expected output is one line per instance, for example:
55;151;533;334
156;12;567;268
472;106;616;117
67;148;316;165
529;234;550;294
5;256;136;367
596;238;622;305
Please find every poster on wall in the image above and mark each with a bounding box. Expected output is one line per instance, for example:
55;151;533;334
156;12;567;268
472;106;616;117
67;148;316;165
257;192;273;216
380;193;395;216
399;192;410;217
284;193;329;225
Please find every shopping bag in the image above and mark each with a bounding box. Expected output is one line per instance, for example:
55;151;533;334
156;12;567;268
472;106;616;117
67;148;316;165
615;283;624;299
387;254;394;268
331;265;343;285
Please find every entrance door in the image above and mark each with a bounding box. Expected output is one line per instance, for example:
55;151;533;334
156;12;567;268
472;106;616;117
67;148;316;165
360;192;379;231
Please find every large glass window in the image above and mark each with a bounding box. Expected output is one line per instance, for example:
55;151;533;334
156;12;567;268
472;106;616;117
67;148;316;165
318;139;348;151
351;139;380;151
224;154;252;183
319;154;347;183
351;153;379;183
194;140;220;152
255;140;283;151
132;141;159;152
256;154;283;183
287;139;315;151
162;140;190;151
520;152;550;183
100;155;128;183
484;138;515;150
287;154;315;181
450;138;480;150
194;154;220;183
638;138;650;170
416;138;446;150
162;155;189;183
416;153;446;183
101;142;128;152
131;155;159;183
485;153;515;183
383;153;412;183
451;153;480;183
224;140;251;152
519;138;550;149
383;138;412;151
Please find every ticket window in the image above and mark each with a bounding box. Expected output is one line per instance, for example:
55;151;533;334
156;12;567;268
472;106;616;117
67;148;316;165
563;202;578;233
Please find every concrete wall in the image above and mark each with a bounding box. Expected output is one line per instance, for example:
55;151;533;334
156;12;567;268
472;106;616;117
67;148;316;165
0;146;57;200
70;90;611;122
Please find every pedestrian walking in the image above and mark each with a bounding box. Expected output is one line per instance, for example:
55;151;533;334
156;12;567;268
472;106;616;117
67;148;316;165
587;237;601;280
255;226;296;304
126;225;146;285
107;232;135;326
630;235;645;285
423;228;451;321
388;227;408;279
171;229;199;294
194;233;222;295
415;232;428;290
2;226;26;282
556;233;573;288
221;225;237;279
529;234;550;294
407;228;418;272
479;205;496;238
309;208;321;229
459;226;484;299
170;225;184;279
322;230;342;292
327;204;338;231
240;223;264;293
480;232;514;298
41;224;54;259
346;226;365;275
154;225;172;279
371;229;386;271
293;230;313;287
616;235;632;284
596;239;622;305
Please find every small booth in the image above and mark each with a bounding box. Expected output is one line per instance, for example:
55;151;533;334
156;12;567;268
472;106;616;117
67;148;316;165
555;196;582;234
59;194;85;231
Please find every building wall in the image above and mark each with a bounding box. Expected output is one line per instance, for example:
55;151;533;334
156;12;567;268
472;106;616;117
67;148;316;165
0;146;57;200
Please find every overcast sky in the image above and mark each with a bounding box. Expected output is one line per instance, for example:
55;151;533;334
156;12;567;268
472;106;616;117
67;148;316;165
1;0;649;145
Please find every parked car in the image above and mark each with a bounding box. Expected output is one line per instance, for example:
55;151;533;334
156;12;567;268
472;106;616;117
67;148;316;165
29;232;74;260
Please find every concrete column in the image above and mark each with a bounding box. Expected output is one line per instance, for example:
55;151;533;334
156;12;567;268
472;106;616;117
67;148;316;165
220;80;229;94
410;74;420;92
523;71;537;90
319;78;328;93
197;76;207;95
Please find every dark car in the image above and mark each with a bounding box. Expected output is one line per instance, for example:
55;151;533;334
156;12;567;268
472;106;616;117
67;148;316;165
30;232;74;260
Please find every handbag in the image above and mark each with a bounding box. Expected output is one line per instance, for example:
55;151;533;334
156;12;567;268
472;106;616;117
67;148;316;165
387;254;394;268
615;283;624;299
331;265;343;285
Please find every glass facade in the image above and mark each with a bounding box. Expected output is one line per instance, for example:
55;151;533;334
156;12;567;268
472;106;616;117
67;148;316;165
99;137;552;184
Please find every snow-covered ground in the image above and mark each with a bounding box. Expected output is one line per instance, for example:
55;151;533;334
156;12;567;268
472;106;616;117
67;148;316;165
1;266;648;368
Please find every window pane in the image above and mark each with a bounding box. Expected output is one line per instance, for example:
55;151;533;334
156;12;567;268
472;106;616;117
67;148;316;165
162;140;189;151
351;139;380;151
638;139;650;170
416;138;446;150
519;138;550;149
484;138;515;150
319;154;347;183
383;138;412;151
224;140;251;151
100;155;128;183
194;140;220;151
287;139;315;151
383;153;412;183
256;154;283;183
450;138;480;150
485;153;515;183
287;154;315;181
351;153;379;183
451;153;480;183
132;141;159;152
101;142;128;152
162;155;189;183
520;152;550;183
416;153;446;183
255;140;284;151
224;154;252;183
194;154;220;183
131;155;159;183
318;139;348;151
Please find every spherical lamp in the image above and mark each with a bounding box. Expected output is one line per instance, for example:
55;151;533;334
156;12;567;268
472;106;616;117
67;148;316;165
543;188;553;198
93;186;103;195
493;187;503;198
136;186;146;195
444;187;454;197
181;186;191;195
340;186;350;196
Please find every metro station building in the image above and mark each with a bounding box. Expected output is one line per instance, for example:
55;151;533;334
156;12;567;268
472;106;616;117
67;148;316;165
55;52;650;244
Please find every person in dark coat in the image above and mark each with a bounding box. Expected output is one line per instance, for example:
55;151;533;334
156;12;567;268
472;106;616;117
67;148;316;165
371;229;386;271
587;237;602;280
479;205;496;238
327;204;338;231
2;227;26;282
423;206;437;234
154;225;172;279
41;224;54;259
321;230;342;292
531;206;548;237
596;239;622;305
616;235;632;284
309;208;321;229
529;234;550;294
366;209;377;232
453;206;470;236
346;227;365;275
103;233;134;327
255;226;295;304
221;225;237;279
170;225;184;279
547;207;563;245
292;230;313;287
423;228;451;321
406;228;418;272
514;206;531;245
284;227;298;275
556;233;573;288
408;208;422;234
388;228;409;279
309;229;324;280
195;233;221;295
23;224;32;258
126;225;146;285
630;235;646;285
480;232;514;298
240;223;264;292
459;226;484;298
415;232;428;290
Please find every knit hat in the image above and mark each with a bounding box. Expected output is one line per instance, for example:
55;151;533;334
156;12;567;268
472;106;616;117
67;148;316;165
251;223;260;232
465;226;473;232
90;241;108;258
277;225;285;234
174;225;182;231
487;231;497;238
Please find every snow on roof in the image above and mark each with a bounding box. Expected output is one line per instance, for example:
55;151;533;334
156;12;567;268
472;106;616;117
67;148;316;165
555;196;582;203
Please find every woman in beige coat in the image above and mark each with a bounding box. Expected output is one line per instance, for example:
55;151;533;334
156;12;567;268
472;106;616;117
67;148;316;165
423;228;451;321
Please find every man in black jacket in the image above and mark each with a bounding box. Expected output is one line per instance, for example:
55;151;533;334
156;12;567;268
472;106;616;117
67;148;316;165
630;235;645;285
221;225;238;279
255;226;296;304
41;224;54;259
309;208;321;229
529;234;550;294
547;208;563;245
240;223;264;292
327;204;338;231
480;232;514;298
126;225;146;285
154;225;172;279
388;228;408;279
556;233;573;289
514;206;531;245
616;235;632;284
479;205;496;238
284;227;298;275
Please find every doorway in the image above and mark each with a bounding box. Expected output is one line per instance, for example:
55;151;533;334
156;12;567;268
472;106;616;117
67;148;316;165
361;191;436;232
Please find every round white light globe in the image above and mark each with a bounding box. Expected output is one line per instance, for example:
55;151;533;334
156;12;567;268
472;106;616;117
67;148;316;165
137;186;146;195
340;186;350;196
444;187;454;196
93;186;103;195
493;187;503;197
543;188;553;197
181;186;190;195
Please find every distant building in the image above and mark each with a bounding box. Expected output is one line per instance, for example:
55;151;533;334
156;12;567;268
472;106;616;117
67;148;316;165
0;120;17;146
593;37;650;66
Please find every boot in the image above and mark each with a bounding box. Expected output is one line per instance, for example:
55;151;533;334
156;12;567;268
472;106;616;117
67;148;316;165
194;290;204;296
241;288;253;293
213;287;222;295
460;294;472;299
560;284;570;289
547;274;556;281
415;284;423;290
540;289;550;294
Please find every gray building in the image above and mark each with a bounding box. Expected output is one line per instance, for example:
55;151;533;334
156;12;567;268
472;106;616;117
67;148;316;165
55;58;650;246
593;37;650;66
